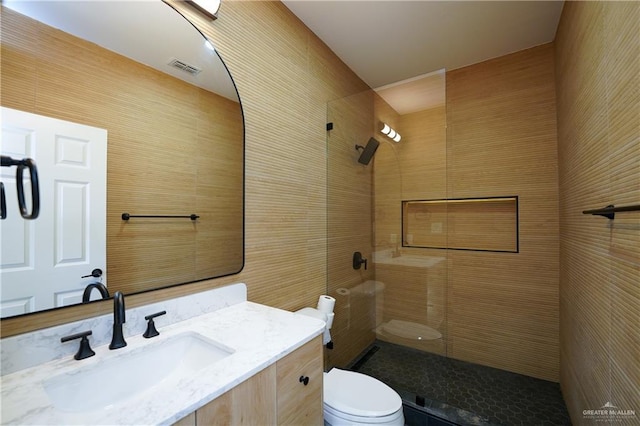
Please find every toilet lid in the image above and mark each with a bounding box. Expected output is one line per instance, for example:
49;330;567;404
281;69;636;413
324;368;402;417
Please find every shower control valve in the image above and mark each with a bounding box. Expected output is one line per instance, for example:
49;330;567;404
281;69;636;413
353;251;368;270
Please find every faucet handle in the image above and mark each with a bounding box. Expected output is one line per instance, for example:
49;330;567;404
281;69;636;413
143;310;167;338
61;330;95;360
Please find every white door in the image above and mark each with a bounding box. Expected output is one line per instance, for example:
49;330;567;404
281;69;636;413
0;107;107;317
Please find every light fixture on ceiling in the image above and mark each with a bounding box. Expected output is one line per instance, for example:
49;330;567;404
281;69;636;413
380;122;401;143
185;0;221;20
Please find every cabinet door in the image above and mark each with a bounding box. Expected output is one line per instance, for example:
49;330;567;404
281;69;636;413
197;364;277;425
173;412;196;426
276;336;324;425
172;364;277;426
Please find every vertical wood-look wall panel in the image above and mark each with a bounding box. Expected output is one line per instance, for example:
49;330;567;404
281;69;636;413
555;1;639;423
446;44;560;381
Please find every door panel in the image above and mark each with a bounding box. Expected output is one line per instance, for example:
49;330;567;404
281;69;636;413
1;107;107;316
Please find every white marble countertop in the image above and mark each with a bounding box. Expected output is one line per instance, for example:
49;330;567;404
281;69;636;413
0;301;325;426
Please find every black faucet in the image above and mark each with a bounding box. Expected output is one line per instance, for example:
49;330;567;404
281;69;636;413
109;291;127;349
82;282;110;303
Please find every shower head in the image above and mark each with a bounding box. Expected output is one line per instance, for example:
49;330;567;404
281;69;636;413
355;137;380;165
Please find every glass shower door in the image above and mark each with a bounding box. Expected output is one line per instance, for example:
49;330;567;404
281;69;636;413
325;89;378;370
371;70;449;360
325;71;450;402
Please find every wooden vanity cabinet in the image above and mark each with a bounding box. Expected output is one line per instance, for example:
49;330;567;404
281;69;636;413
172;335;323;426
276;335;324;425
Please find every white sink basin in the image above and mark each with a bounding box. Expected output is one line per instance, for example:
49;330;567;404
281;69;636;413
43;332;234;412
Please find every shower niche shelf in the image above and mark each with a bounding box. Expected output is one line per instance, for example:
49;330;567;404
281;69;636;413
402;196;519;253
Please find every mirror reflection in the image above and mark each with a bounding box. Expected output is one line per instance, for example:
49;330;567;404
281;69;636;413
0;1;244;319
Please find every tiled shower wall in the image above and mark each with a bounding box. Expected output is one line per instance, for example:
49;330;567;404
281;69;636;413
373;45;560;382
445;44;560;382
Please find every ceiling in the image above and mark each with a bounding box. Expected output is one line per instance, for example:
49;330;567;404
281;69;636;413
282;1;565;113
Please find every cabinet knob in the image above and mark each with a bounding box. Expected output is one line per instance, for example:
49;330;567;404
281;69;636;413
299;375;309;386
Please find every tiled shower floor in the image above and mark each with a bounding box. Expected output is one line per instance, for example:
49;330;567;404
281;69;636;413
349;340;571;426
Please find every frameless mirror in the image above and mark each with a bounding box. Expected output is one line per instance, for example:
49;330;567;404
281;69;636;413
0;1;244;319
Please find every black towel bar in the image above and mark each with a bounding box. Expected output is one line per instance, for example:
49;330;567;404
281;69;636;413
582;204;640;220
121;213;199;221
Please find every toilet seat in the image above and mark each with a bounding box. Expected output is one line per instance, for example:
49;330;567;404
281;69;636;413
324;368;403;418
324;403;404;425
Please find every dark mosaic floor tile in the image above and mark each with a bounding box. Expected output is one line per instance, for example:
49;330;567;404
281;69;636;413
350;341;571;426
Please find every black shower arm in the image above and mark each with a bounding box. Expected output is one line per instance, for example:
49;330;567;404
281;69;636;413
1;156;40;220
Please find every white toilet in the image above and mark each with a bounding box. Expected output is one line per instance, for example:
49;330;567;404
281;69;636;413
323;368;404;426
295;307;404;426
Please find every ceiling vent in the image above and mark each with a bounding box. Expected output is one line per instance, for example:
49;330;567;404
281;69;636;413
167;58;202;76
